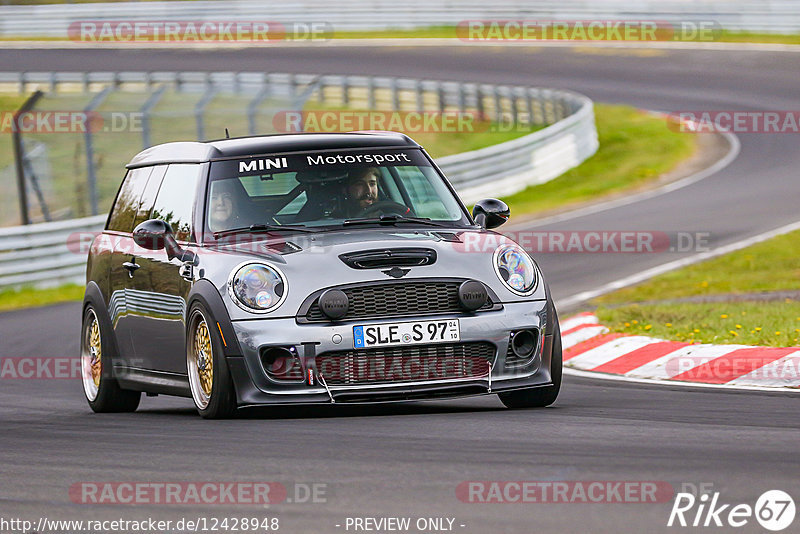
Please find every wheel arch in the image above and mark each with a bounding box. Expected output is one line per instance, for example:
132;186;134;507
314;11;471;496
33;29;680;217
185;279;243;357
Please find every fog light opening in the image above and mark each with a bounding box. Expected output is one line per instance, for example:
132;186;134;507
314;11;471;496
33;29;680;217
260;346;303;381
511;330;536;358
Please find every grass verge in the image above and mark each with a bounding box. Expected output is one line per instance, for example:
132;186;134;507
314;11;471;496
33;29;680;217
0;284;84;313
595;230;800;305
593;230;800;347
500;104;696;215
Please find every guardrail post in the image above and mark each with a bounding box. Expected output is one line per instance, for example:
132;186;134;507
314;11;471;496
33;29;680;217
391;78;400;111
437;82;446;113
141;85;166;149
317;76;326;103
510;88;519;126
12;90;43;225
476;86;485;121
288;73;297;100
195;87;217;142
19;72;26;95
342;76;349;106
458;84;466;112
415;80;424;110
493;86;502;123
49;72;57;94
82;72;90;93
248;82;271;135
368;77;376;109
233;72;241;95
84;87;112;217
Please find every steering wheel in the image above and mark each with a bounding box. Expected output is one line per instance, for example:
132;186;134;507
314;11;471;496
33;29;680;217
358;201;415;218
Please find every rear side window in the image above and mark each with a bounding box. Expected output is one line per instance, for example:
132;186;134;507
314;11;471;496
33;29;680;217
106;167;154;232
150;164;202;242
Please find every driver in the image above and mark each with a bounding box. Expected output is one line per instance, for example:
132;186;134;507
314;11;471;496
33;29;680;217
341;167;380;217
208;181;241;232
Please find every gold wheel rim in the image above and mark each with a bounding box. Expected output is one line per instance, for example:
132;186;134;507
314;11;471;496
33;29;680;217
194;319;213;397
89;317;102;387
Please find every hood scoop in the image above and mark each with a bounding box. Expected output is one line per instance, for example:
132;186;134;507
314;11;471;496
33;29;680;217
339;248;437;270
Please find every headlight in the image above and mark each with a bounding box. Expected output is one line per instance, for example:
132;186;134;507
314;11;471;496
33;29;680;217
493;244;537;296
227;262;287;313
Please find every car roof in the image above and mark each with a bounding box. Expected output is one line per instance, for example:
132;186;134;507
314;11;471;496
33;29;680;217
126;131;420;168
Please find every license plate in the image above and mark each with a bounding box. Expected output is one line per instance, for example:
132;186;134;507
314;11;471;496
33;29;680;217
353;319;460;349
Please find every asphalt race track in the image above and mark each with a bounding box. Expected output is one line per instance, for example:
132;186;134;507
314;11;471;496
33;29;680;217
1;45;799;533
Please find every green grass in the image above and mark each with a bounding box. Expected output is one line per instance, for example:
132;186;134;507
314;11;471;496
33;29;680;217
500;104;696;216
0;284;84;313
332;27;800;45
597;301;800;348
595;229;800;305
5;25;800;45
592;229;800;348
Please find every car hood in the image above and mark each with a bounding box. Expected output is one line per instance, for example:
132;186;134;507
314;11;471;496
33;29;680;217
199;227;547;320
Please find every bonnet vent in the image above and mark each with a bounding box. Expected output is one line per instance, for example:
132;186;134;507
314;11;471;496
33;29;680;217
339;248;437;269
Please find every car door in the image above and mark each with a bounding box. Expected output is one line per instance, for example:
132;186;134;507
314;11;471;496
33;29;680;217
105;165;156;370
126;164;203;374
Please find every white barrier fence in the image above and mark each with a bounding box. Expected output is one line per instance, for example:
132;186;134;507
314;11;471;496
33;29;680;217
0;71;598;290
1;0;799;35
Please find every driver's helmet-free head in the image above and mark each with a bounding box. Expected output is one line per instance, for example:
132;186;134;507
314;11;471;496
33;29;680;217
344;167;380;215
209;180;241;232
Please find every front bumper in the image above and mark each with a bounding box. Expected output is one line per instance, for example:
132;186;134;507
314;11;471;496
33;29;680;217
226;300;556;406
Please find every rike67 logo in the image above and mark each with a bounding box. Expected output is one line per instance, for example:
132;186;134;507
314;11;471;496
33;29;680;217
668;489;795;531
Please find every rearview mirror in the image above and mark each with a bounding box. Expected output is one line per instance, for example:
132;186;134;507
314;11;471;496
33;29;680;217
472;199;510;229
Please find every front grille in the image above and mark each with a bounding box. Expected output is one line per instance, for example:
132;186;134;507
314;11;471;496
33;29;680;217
303;281;494;322
316;342;496;386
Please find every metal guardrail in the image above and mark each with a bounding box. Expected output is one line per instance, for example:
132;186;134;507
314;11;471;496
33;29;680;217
0;214;105;288
0;70;598;289
1;0;800;34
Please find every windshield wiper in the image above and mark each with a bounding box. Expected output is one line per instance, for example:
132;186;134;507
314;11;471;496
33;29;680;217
342;215;450;228
214;224;316;238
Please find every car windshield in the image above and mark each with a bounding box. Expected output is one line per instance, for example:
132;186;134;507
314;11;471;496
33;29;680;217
204;148;469;239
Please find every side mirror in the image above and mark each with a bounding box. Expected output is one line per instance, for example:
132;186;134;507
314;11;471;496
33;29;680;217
472;198;510;229
133;219;197;264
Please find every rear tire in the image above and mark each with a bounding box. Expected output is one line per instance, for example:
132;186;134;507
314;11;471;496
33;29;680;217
187;303;237;419
499;319;562;409
81;305;141;413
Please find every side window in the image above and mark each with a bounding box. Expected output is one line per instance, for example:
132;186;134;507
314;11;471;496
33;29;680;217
396;166;451;219
151;164;202;242
106;167;154;232
133;165;168;228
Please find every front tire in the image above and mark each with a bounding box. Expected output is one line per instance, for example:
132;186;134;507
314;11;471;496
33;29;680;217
499;319;562;409
187;303;237;419
81;306;141;413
